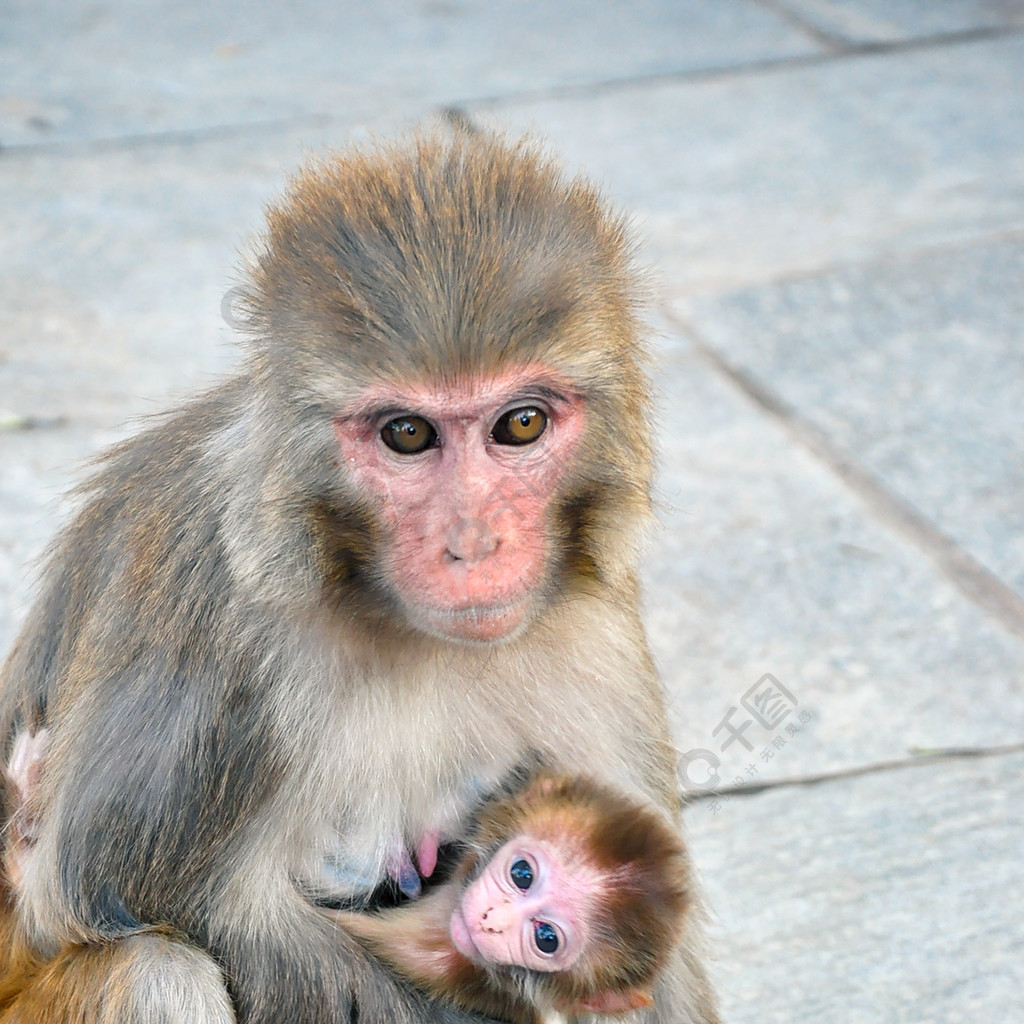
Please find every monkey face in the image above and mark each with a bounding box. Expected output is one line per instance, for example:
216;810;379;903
333;366;585;643
448;835;598;973
250;138;653;646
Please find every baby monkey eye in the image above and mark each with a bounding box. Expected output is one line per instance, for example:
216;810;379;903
533;921;559;954
509;859;534;890
381;416;437;455
492;407;547;446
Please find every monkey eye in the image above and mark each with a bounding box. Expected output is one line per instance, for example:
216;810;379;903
381;416;438;455
492;407;547;446
509;858;534;890
533;921;559;954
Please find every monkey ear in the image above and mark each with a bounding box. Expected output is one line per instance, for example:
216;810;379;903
560;987;654;1015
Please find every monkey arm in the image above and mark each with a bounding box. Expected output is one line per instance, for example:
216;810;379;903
11;655;495;1024
207;880;486;1024
327;889;460;997
330;901;539;1024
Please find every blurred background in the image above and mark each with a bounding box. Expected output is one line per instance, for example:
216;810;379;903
2;2;1023;1021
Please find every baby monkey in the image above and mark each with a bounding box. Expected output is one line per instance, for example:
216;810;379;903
334;772;691;1023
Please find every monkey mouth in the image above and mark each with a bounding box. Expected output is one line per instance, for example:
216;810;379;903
409;597;531;643
449;906;484;962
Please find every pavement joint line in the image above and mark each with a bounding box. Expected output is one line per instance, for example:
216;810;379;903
664;310;1024;642
681;741;1024;805
2;24;1020;158
468;24;1022;111
0;112;339;158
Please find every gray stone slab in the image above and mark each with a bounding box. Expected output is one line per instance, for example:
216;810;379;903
775;0;1024;44
684;235;1024;602
683;750;1024;1023
0;0;819;147
476;34;1024;299
649;338;1024;785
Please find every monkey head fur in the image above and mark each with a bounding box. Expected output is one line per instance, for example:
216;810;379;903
229;133;655;644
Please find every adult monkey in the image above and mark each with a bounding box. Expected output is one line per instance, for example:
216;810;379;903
0;132;718;1023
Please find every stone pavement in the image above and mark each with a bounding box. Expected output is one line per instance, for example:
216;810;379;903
2;2;1022;1021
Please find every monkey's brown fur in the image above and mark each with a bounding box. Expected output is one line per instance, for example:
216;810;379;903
0;131;718;1023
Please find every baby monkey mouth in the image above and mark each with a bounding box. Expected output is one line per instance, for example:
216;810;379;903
448;905;483;962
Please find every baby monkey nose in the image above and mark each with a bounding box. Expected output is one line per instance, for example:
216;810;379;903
445;517;497;563
480;903;512;933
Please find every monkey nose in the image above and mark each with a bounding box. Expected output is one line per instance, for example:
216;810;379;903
480;905;510;932
445;517;497;562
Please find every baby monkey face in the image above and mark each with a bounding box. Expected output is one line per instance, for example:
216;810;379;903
449;837;598;973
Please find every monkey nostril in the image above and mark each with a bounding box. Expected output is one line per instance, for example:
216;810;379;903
445;518;497;563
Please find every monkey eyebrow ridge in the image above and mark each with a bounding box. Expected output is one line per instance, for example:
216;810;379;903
340;382;579;426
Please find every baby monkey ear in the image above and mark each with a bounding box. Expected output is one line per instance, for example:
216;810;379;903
560;987;654;1015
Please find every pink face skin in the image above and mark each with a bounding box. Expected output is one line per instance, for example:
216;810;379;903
449;837;599;973
333;368;585;643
